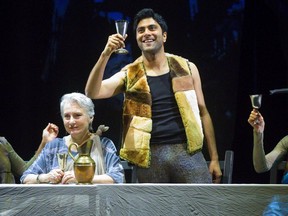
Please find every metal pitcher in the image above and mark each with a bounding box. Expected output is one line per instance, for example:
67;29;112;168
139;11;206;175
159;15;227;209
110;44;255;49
68;139;95;184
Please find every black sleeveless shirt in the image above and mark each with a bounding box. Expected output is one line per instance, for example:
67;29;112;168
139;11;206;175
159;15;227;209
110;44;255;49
147;72;187;144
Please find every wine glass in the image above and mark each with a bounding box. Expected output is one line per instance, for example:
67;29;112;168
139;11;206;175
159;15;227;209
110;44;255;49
249;94;262;124
115;20;129;54
57;153;68;171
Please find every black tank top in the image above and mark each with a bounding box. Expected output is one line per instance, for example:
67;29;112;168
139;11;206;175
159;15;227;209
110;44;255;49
147;72;187;144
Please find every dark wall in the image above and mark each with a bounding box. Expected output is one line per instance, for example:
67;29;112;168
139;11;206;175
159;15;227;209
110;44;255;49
233;0;288;183
0;1;56;157
0;0;287;183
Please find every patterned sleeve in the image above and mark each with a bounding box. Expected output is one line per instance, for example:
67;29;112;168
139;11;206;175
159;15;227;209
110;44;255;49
20;139;61;183
253;133;288;173
101;137;125;183
265;135;288;168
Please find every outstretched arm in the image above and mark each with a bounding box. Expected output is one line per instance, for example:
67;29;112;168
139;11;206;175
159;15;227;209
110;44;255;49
248;110;287;173
85;34;127;99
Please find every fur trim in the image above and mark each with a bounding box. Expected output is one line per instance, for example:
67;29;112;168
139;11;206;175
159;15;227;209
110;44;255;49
175;91;203;153
121;116;152;168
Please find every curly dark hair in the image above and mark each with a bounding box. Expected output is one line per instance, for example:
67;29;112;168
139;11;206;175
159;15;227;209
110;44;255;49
133;8;168;34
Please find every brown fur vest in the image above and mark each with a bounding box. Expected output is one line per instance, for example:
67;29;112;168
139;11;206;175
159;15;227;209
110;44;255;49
120;53;203;168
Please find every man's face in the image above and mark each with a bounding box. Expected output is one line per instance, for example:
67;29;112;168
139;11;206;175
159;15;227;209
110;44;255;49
136;18;167;53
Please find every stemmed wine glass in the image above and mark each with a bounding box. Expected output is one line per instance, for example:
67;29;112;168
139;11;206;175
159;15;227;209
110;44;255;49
249;94;262;124
115;20;129;54
57;153;68;171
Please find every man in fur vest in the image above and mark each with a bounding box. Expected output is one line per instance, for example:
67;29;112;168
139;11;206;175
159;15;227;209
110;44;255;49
85;8;222;183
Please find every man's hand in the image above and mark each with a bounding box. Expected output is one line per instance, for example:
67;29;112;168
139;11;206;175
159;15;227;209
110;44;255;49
209;160;222;183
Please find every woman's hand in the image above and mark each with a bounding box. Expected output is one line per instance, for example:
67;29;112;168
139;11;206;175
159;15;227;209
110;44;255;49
61;170;77;184
46;168;64;184
34;123;59;158
42;123;59;143
248;109;265;133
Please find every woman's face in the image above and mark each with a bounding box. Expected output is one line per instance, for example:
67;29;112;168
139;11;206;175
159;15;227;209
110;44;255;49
62;102;92;140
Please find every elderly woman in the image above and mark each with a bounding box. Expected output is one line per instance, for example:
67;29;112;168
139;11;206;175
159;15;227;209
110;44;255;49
248;109;288;183
0;123;58;183
21;92;124;184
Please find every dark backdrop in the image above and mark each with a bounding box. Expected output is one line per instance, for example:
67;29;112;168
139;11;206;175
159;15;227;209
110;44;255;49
0;0;287;183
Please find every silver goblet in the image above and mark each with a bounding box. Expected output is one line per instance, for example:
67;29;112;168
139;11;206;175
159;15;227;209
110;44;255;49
57;153;68;171
249;94;262;124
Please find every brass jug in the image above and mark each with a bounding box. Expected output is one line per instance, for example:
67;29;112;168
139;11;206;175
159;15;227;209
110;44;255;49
68;139;95;184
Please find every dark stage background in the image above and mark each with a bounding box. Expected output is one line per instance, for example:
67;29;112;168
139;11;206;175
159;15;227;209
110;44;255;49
0;0;287;183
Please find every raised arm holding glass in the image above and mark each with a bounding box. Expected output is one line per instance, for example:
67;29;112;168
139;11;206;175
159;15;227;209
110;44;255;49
248;109;288;183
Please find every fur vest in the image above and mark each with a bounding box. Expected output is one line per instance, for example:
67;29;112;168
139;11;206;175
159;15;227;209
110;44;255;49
120;53;203;168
